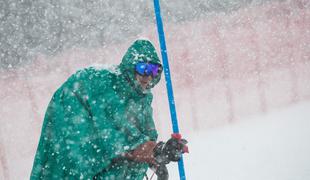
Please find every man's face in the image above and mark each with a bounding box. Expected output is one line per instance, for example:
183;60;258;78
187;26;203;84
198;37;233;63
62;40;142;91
135;74;153;90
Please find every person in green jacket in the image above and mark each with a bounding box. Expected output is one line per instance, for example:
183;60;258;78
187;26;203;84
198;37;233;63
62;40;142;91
30;39;187;180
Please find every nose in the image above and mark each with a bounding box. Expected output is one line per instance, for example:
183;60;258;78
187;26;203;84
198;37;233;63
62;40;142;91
141;74;152;80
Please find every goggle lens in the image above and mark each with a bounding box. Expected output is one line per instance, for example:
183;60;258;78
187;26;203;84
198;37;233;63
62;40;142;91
135;62;161;77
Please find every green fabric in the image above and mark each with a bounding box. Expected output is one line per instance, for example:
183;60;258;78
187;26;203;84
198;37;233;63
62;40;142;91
30;40;162;180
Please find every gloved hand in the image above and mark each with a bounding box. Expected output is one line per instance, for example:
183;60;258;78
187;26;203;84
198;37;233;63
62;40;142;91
149;134;188;180
125;141;157;165
153;133;189;164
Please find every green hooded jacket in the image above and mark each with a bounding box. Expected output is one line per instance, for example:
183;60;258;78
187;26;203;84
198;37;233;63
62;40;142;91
30;40;162;180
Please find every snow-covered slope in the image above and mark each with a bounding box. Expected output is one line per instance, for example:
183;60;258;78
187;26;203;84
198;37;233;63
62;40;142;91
162;102;310;180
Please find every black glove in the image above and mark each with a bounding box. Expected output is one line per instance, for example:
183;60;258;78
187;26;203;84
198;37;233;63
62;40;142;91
153;164;169;180
149;134;188;180
153;133;188;164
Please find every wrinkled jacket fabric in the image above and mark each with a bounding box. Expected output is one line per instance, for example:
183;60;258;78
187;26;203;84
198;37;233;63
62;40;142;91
30;40;162;180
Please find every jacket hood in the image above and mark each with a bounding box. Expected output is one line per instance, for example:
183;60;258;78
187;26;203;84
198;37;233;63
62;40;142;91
118;39;162;92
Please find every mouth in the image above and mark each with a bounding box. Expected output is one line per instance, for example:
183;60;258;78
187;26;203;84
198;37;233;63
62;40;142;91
139;79;149;84
139;81;150;89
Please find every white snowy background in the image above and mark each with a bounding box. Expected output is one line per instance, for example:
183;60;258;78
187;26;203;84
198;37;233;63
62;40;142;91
0;0;309;179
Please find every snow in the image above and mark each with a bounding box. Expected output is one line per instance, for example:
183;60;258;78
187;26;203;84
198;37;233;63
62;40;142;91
0;0;309;179
161;102;310;180
89;63;121;75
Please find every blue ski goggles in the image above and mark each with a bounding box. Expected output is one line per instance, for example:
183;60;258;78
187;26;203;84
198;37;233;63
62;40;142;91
135;62;162;77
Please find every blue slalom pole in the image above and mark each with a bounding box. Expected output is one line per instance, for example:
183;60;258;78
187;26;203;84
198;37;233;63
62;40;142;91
153;0;186;179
